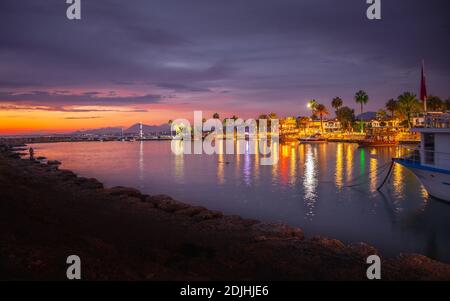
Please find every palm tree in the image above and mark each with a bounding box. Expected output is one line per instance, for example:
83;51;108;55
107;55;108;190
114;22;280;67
213;113;220;119
168;120;173;136
398;92;420;128
355;90;369;133
427;95;444;112
307;99;318;117
257;114;268;131
258;114;268;120
268;113;278;131
314;104;329;134
385;99;398;119
268;112;278;120
336;107;355;132
376;109;387;121
331;97;343;111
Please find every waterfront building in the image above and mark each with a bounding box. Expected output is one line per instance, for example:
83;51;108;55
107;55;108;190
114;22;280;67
323;120;342;132
280;117;300;138
369;118;402;129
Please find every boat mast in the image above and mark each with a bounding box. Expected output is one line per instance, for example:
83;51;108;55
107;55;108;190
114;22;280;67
420;60;428;113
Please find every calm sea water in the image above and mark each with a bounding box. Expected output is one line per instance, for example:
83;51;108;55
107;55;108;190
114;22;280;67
32;141;450;262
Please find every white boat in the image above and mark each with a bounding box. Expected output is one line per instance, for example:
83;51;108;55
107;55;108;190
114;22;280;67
394;113;450;202
299;133;327;143
158;135;173;140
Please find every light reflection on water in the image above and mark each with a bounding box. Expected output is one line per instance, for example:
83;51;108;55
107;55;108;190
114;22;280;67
370;149;378;193
335;143;343;189
303;146;317;220
32;141;450;262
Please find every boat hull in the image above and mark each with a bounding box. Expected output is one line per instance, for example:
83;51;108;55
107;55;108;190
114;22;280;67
358;141;398;148
299;141;327;144
394;159;450;202
298;139;327;144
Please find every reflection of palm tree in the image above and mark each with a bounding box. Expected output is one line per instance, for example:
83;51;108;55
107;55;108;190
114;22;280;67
355;90;369;133
314;104;329;134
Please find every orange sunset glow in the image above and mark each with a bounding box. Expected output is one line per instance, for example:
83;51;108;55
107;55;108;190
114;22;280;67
0;85;241;134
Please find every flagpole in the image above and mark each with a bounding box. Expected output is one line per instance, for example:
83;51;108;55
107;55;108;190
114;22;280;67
421;60;427;113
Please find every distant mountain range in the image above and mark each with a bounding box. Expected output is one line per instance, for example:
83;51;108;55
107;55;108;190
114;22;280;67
72;127;122;136
72;123;170;136
356;111;377;121
125;123;170;134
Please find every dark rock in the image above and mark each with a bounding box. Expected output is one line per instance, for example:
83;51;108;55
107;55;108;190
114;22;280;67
105;186;142;198
178;243;215;258
47;160;62;165
75;177;104;190
348;242;378;258
157;200;190;213
223;215;259;227
192;210;223;222
124;197;143;204
251;223;304;240
58;170;77;181
149;194;173;202
8;153;21;159
310;236;345;249
145;195;190;212
140;194;151;201
175;206;207;217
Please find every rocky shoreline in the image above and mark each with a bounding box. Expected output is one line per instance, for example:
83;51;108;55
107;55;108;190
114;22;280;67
0;143;449;280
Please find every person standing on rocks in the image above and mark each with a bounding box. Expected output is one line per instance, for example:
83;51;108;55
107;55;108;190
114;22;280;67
29;147;34;161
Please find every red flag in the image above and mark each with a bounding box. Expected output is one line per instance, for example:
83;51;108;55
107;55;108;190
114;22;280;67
420;60;427;112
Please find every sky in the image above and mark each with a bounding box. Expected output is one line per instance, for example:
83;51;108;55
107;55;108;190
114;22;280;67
0;0;449;134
